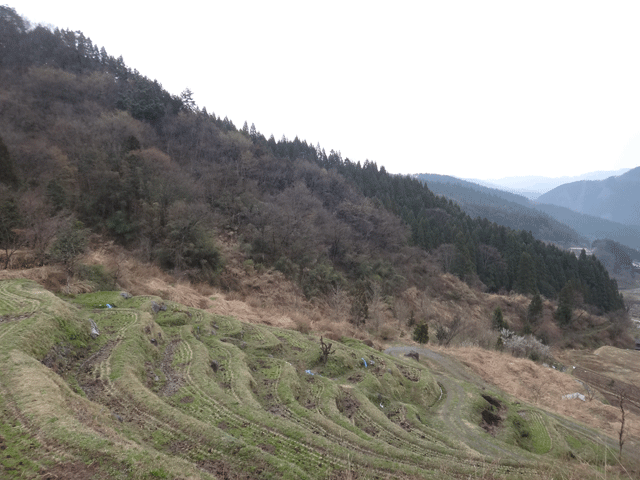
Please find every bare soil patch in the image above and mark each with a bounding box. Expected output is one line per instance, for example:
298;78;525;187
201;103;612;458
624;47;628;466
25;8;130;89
0;313;33;324
336;390;360;419
39;460;100;480
397;364;420;382
158;339;185;397
479;394;504;436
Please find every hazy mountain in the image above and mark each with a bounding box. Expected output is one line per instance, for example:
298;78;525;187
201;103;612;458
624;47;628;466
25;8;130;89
417;173;640;253
466;168;632;199
536;167;640;226
415;173;531;206
530;202;640;251
415;174;588;247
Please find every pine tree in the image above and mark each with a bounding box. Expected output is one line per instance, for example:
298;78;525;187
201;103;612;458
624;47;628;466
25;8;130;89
555;281;574;326
350;282;368;327
452;232;475;279
180;88;196;111
515;251;537;294
412;322;429;345
527;293;543;324
492;307;507;330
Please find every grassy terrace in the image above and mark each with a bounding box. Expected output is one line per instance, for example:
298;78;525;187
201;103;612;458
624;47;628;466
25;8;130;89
0;279;629;479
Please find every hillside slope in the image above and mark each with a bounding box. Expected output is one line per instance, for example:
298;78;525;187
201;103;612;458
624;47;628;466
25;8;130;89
1;279;637;479
0;5;626;318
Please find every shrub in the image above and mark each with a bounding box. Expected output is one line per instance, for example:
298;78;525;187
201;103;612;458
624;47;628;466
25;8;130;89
77;264;115;291
274;256;296;276
49;220;88;273
301;262;344;298
499;329;550;362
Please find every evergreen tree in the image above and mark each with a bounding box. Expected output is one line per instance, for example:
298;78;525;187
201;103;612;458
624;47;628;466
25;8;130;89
527;293;543;324
515;251;537;294
492;307;507;330
555;281;574;326
451;232;475;279
412;322;429;345
180;88;196;112
350;282;368;326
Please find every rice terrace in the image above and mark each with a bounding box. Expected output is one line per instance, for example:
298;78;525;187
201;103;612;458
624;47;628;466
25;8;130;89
0;279;637;479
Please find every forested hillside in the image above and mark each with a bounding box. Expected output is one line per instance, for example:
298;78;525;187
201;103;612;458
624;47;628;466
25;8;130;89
413;173;640;255
531;203;640;251
413;173;588;247
0;6;624;319
591;239;640;276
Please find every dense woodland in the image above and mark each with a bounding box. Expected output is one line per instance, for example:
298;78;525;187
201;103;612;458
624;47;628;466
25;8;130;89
0;7;625;328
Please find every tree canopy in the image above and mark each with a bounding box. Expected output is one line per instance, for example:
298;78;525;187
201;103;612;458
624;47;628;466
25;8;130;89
0;6;625;317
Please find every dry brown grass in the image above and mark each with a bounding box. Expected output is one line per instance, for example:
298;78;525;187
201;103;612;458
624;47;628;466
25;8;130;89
0;264;63;284
558;346;640;386
442;345;640;442
5;237;632;362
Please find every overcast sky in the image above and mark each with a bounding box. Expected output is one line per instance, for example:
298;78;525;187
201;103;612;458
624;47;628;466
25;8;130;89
13;1;640;179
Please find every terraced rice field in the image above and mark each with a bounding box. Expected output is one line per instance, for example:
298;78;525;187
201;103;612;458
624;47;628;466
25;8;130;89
0;279;631;479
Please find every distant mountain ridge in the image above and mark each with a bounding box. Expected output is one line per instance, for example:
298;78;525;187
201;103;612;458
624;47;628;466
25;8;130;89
466;168;632;199
414;173;588;247
530;202;640;251
536;166;640;226
415;172;640;252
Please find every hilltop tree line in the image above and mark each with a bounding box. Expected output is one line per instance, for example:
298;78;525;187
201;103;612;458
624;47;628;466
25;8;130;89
0;6;624;320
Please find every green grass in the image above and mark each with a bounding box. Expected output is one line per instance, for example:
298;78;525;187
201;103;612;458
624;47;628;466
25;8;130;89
0;279;636;479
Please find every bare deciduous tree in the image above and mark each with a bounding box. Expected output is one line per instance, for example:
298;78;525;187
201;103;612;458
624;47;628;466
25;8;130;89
434;315;466;346
583;382;596;402
320;336;334;364
616;388;627;459
433;243;456;273
19;190;63;264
